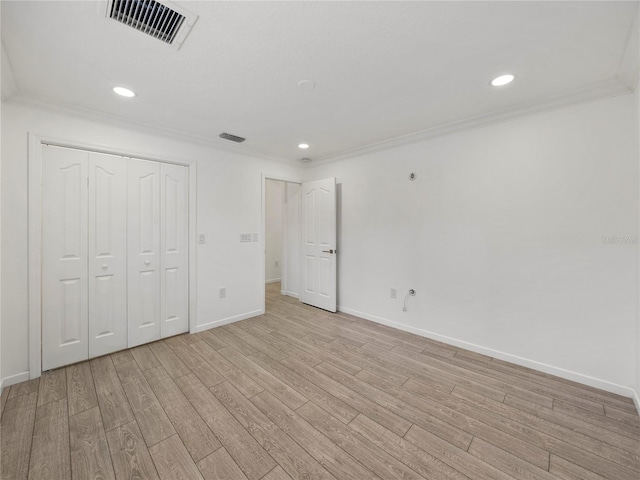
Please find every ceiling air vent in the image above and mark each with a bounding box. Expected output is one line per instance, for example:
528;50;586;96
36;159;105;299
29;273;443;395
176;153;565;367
219;133;246;143
106;0;198;49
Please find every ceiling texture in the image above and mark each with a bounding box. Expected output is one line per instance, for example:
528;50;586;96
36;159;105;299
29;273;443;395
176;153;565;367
2;1;639;164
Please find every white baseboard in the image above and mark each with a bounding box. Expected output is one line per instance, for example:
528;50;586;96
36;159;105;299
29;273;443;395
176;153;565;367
193;309;264;333
265;278;281;284
338;305;639;401
281;290;299;298
1;371;31;389
633;388;640;415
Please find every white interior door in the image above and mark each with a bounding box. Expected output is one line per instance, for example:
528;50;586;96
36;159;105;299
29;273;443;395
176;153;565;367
42;146;89;370
88;153;128;357
299;178;337;312
160;163;189;337
127;159;161;347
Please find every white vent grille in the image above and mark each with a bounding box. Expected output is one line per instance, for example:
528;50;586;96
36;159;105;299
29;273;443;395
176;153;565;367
219;133;246;143
106;0;197;49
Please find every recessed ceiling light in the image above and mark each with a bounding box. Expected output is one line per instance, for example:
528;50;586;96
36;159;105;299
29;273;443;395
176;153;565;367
491;74;515;87
298;143;310;149
113;86;136;97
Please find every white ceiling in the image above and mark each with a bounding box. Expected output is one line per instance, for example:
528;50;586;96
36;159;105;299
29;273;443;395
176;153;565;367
2;1;638;163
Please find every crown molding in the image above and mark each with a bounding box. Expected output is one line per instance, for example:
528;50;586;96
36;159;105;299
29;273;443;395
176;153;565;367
307;77;632;168
5;76;635;172
4;92;295;165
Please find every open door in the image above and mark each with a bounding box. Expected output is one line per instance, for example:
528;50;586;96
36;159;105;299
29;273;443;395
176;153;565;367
299;178;337;312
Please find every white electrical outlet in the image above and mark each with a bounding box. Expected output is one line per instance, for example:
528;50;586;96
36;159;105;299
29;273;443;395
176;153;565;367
199;234;206;244
219;287;226;299
390;288;397;299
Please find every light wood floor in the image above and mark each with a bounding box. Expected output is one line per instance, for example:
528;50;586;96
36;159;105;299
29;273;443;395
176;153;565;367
1;283;639;480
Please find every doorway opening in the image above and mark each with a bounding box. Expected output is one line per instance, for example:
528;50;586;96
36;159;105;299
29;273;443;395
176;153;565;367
262;175;337;315
264;178;301;314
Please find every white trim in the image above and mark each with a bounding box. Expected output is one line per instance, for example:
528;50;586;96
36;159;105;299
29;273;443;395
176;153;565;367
280;182;287;295
188;162;198;335
266;278;281;284
28;134;43;379
309;79;631;168
28;133;198;379
1;371;30;389
8;95;294;166
282;290;299;299
338;305;639;400
194;309;264;333
633;388;640;416
9;78;633;171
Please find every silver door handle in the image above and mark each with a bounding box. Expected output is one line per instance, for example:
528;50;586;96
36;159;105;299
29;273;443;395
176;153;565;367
101;264;108;269
322;249;335;254
144;260;151;265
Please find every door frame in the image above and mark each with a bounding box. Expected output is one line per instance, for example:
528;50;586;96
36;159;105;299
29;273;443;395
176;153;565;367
28;132;198;379
260;173;302;313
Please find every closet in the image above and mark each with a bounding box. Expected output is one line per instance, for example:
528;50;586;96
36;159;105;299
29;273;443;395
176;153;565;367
41;145;189;370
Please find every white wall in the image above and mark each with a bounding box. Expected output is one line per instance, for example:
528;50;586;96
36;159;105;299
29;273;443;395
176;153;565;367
636;85;640;410
0;9;5;391
265;180;284;283
306;92;639;397
1;101;302;384
0;42;3;392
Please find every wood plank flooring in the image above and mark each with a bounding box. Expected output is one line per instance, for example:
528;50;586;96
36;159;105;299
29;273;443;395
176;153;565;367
1;282;638;480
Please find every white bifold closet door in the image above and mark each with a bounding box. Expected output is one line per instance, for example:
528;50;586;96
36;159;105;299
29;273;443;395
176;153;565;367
159;163;189;338
42;147;189;369
42;146;90;371
127;159;162;347
88;152;128;358
128;159;189;347
42;147;128;370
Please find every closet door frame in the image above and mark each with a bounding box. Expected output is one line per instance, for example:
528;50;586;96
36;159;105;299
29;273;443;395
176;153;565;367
28;133;198;379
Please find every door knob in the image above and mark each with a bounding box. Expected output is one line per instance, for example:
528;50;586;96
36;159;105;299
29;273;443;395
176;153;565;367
101;264;108;269
322;249;335;254
144;260;151;265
